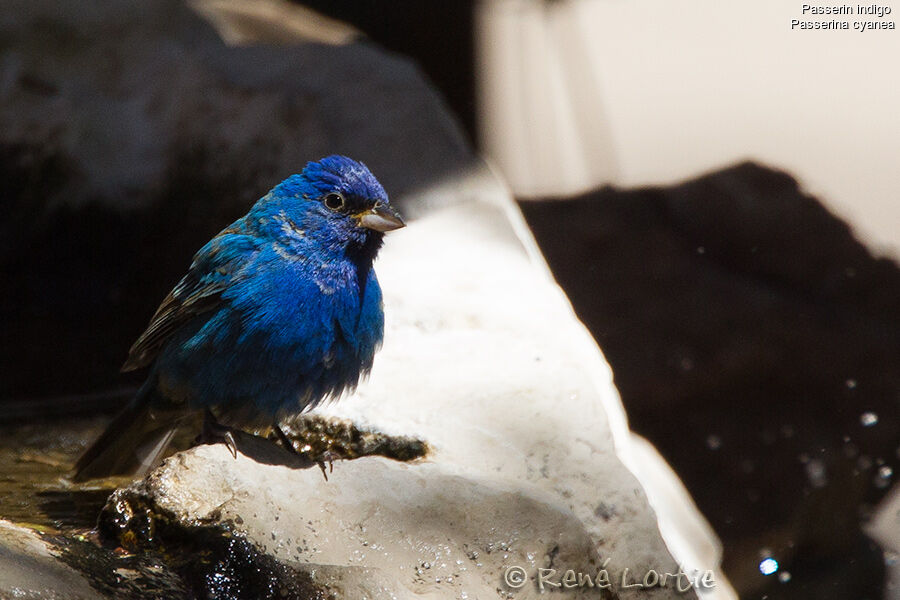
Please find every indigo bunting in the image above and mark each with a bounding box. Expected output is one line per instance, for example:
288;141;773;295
73;156;404;481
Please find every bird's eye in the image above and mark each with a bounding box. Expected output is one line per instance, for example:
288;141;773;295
323;193;345;211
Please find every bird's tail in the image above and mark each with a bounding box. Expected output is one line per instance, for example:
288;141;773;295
72;383;184;482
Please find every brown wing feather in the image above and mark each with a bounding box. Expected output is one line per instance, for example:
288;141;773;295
120;224;257;372
121;287;223;372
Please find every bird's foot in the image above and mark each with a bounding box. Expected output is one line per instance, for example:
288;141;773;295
272;423;298;455
272;422;331;480
195;408;239;459
317;450;336;481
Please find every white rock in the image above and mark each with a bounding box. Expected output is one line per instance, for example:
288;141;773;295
0;0;471;216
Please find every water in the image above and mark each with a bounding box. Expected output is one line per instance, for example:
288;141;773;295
0;418;118;531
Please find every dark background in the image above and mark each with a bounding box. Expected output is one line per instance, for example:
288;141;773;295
298;0;478;144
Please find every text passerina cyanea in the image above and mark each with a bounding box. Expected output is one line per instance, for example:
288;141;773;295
74;156;404;481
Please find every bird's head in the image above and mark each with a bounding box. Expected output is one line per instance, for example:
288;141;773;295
260;155;405;258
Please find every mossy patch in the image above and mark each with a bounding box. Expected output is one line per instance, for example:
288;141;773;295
271;414;428;463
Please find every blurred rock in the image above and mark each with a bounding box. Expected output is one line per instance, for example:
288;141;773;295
0;0;469;214
189;0;361;46
867;485;900;600
0;0;472;399
520;161;899;599
0;520;102;600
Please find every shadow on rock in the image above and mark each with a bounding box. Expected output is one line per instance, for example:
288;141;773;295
215;414;429;470
52;517;326;600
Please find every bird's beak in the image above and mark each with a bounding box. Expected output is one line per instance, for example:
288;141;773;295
357;204;405;232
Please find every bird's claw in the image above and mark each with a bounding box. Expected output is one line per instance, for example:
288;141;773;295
223;431;238;459
316;450;336;481
198;408;240;459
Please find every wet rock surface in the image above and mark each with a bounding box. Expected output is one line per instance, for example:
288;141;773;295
98;445;614;600
0;520;103;600
520;162;899;599
0;416;433;600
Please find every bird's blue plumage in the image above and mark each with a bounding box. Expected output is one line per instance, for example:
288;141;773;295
73;156;404;480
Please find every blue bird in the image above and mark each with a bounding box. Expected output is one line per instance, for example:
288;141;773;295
73;156;404;481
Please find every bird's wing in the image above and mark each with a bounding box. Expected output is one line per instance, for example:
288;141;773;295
121;227;260;372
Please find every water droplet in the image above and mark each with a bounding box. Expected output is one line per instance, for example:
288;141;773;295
697;246;706;254
806;459;827;488
778;571;792;583
860;412;879;427
759;557;779;575
874;465;894;489
845;379;857;389
707;434;722;450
